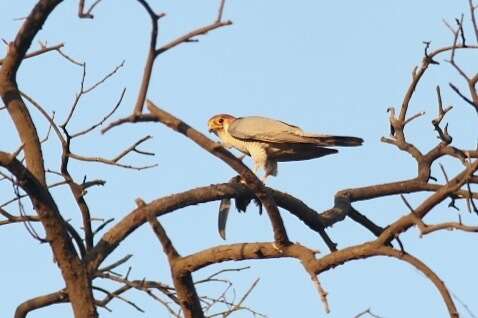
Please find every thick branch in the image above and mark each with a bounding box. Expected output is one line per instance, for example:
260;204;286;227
88;183;325;270
0;0;65;185
148;216;179;260
0;152;97;318
148;215;203;317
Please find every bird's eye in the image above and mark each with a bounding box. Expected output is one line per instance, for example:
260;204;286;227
218;118;224;124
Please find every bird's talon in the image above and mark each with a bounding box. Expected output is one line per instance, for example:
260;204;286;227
272;242;284;253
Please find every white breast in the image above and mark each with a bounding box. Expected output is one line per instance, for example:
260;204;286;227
218;128;276;177
218;130;250;154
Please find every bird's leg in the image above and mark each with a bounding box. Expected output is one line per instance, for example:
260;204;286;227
259;160;277;182
248;146;270;182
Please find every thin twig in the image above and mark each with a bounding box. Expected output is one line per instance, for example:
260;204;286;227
68;135;157;170
71;87;126;138
94;285;144;312
0;42;63;65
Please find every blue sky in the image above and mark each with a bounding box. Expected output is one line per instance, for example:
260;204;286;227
1;1;477;317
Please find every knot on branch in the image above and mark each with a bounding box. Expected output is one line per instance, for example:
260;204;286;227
320;191;352;226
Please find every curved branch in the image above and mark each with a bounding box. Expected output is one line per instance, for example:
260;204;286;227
399;44;478;122
175;242;316;274
0;152;97;318
87;162;478;272
377;246;458;318
419;221;478;235
0;0;64;185
312;243;458;317
87;183;328;270
15;291;68;318
175;239;458;317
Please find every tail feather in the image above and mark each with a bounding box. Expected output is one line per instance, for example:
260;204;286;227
307;135;363;147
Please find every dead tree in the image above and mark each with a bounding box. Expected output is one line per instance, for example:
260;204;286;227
1;1;478;317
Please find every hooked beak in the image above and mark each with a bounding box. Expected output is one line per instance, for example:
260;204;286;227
209;128;219;136
208;122;217;134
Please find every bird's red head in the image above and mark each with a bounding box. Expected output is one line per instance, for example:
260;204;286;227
207;114;236;134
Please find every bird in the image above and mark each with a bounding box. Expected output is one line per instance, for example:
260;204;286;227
208;114;363;181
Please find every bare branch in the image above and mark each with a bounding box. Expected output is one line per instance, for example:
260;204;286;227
156;20;232;56
93;217;114;236
0;42;63;65
84;60;125;94
222;278;260;317
216;0;227;23
132;0;164;114
56;46;83;66
61;60;125;128
419;221;478;236
132;0;230;114
148;216;180;260
354;308;383;318
404;111;426;126
310;275;330;314
97;271;178;304
101;113;157;133
470;0;478;43
398;42;478;122
14;290;68;318
0;150;96;317
68;135;157;170
98;254;133;272
71;87;126;138
94;285;144;312
196;266;251;284
20;91;65;145
449;82;478;111
432;86;453;143
78;0;104;18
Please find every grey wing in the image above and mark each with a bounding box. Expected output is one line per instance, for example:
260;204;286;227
228;116;310;144
228;116;363;146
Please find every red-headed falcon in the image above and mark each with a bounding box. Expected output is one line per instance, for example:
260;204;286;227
208;114;363;181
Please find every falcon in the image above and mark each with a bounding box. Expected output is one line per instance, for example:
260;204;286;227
208;114;363;181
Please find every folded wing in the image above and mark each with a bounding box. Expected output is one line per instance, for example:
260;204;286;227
228;116;363;147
